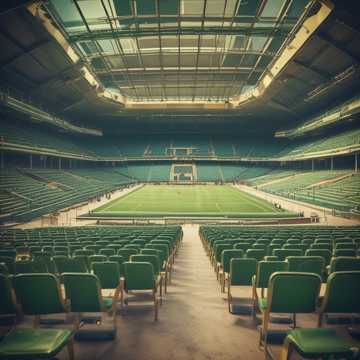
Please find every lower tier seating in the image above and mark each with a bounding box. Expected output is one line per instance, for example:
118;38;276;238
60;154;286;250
200;225;360;359
0;168;134;223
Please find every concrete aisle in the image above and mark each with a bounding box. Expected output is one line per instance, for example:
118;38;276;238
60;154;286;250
62;224;264;360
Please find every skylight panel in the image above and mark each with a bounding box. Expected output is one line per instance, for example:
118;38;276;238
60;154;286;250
261;0;286;18
181;0;205;16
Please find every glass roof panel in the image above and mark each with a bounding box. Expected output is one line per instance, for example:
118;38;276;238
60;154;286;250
46;0;311;102
237;0;261;16
248;36;269;51
205;0;226;17
113;0;132;16
136;0;156;15
181;0;205;16
261;0;286;18
159;0;178;15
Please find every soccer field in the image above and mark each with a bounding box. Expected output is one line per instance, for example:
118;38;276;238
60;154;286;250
92;184;293;218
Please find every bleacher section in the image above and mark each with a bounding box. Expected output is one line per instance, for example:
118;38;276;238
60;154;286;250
282;128;360;158
69;168;133;185
2;119;358;161
197;164;222;181
147;164;171;181
253;170;360;212
0;168;132;223
200;225;360;267
295;174;360;212
0;121;93;157
247;169;298;186
126;164;151;181
260;171;347;194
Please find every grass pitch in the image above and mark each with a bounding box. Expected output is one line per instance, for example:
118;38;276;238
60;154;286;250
91;184;293;218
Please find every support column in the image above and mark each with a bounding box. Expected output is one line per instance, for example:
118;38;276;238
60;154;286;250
330;157;333;171
0;151;4;169
30;154;33;169
69;159;72;169
355;153;358;173
311;159;314;172
58;158;61;170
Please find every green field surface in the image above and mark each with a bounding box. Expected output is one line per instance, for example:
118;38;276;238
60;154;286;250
91;185;294;218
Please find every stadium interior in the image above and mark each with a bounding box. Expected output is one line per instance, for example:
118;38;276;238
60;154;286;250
0;0;360;359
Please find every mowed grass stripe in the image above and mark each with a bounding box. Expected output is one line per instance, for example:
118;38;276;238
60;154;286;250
93;184;285;216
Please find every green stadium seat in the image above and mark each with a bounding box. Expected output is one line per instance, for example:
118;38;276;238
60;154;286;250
219;249;244;293
334;249;357;257
252;261;289;316
122;262;161;321
62;273;117;336
92;261;122;314
259;272;321;358
273;249;303;261
286;256;325;277
130;254;163;298
54;256;87;274
329;257;360;273
227;258;257;314
305;249;332;266
246;249;266;262
281;271;360;359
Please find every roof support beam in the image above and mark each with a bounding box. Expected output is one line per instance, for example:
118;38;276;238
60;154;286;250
231;0;334;108
68;26;291;43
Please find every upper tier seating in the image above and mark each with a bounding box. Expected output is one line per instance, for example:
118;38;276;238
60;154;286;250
2;119;358;160
1;121;93;157
282;128;360;157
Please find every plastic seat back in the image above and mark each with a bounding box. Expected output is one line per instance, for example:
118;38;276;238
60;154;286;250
92;261;120;289
221;250;244;274
89;255;107;267
287;256;325;276
305;249;332;266
335;243;356;250
273;249;303;261
255;261;289;289
229;258;257;286
74;249;95;257
0;274;17;315
246;249;266;261
268;272;321;314
0;256;15;274
321;271;360;314
118;248;139;261
14;273;65;315
233;242;251;251
54;256;87;274
109;255;125;275
123;262;155;291
334;249;357;257
329;257;360;273
62;273;103;312
130;255;160;276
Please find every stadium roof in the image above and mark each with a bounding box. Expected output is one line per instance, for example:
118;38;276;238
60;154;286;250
45;0;310;103
0;0;359;134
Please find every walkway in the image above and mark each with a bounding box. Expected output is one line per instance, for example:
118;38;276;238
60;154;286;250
64;224;263;360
